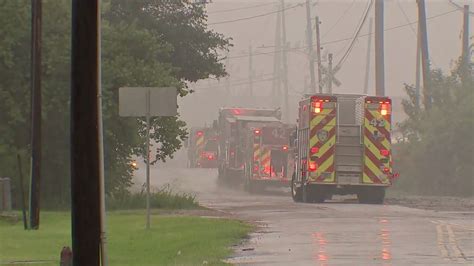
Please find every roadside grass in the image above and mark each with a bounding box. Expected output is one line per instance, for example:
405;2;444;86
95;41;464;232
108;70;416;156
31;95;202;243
0;211;251;265
107;184;200;210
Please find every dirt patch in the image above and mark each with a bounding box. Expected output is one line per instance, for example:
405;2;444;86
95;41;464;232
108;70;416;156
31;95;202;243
386;195;474;212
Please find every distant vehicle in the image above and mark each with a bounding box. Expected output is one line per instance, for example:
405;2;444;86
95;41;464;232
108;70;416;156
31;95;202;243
186;127;217;168
199;137;218;168
291;94;397;204
242;122;295;193
216;108;282;185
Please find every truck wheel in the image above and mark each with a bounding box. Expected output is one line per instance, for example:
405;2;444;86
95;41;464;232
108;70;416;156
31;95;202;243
313;186;326;203
358;187;385;204
291;174;303;202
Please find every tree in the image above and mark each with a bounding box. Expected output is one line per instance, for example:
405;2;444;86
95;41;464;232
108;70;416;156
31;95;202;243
395;59;473;196
0;0;231;207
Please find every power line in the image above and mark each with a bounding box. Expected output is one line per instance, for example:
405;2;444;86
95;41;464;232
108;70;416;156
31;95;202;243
334;0;373;70
321;0;356;39
209;2;304;25
208;2;274;14
396;0;416;36
223;9;458;60
448;0;474;16
193;76;276;90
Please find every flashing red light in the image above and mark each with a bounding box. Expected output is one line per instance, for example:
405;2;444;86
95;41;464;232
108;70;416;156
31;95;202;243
310;147;319;154
254;129;261;135
312;101;323;114
253;164;259;172
380;103;390;116
196;131;204;137
207;154;214;160
308;161;318;172
380;149;390;157
282;145;288;151
232;109;241;115
383;167;390;174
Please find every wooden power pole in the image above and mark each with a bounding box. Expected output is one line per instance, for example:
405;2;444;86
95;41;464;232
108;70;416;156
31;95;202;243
315;16;323;93
417;0;431;109
363;17;373;95
462;5;471;81
29;0;42;230
248;45;253;97
305;0;316;93
374;0;385;96
71;1;101;265
271;6;282;108
280;0;290;122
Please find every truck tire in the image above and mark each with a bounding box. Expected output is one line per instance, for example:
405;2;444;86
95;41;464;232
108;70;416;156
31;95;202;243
358;187;385;204
291;174;303;202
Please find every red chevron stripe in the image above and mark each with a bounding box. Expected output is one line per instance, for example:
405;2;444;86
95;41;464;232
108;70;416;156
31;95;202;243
364;127;388;152
310;109;336;137
365;147;383;168
316;164;335;182
365;111;391;142
311;127;336;149
364;164;382;184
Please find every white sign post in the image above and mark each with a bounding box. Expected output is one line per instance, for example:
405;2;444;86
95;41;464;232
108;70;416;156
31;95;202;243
119;87;177;229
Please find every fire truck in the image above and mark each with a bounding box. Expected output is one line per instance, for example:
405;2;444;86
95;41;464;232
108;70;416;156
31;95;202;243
186;127;218;168
291;94;396;204
216;108;282;184
242;123;295;192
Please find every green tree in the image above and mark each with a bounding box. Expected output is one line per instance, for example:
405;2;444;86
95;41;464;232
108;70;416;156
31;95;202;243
395;59;474;196
0;0;231;207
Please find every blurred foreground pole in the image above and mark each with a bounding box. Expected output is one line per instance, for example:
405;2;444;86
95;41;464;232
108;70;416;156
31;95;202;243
417;0;431;109
374;0;385;96
462;5;471;81
363;18;373;95
305;0;316;93
71;1;101;265
29;0;42;230
280;0;289;122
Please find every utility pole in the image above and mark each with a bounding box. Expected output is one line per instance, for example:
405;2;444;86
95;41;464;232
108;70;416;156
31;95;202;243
71;0;101;265
462;5;471;81
363;18;373;95
29;0;42;230
280;0;290;122
417;0;431;109
248;45;253;97
305;0;316;93
415;23;421;108
328;53;333;94
315;16;323;93
374;0;385;96
225;55;231;105
271;6;282;108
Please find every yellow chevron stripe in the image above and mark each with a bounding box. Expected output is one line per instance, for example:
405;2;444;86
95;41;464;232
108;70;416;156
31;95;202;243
364;136;384;161
310;108;333;127
310;118;336;147
364;118;391;149
261;148;271;167
318;155;335;182
369;109;391;133
196;136;204;147
363;172;372;183
253;144;260;160
365;155;389;184
315;134;336;158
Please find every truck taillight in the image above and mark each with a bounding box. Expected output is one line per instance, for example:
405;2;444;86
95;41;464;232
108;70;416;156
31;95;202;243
380;149;390;157
196;131;204;137
380;102;390;116
312;101;323;114
310;147;319;154
254;129;261;135
282;145;288;151
383;167;390;174
308;161;318;172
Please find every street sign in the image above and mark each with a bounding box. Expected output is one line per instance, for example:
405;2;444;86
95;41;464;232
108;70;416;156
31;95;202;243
119;87;177;117
118;87;177;230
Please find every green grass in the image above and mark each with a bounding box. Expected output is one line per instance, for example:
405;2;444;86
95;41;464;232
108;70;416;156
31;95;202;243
0;211;251;265
107;185;200;210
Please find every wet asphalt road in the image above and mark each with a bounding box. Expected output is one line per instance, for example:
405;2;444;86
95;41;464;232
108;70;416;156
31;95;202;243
134;167;474;265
